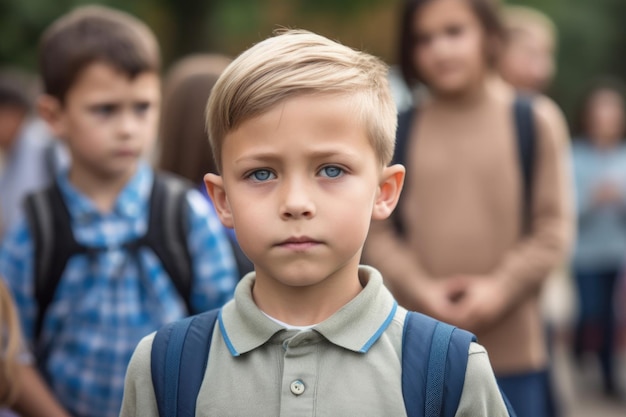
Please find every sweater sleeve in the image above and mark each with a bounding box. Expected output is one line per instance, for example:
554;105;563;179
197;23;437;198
364;219;432;312
120;333;159;417
454;343;510;417
492;96;574;311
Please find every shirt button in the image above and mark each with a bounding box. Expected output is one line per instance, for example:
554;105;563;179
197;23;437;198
290;379;305;396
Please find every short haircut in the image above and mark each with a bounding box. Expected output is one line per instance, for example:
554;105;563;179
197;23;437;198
159;54;232;182
39;5;160;102
206;29;397;172
503;6;557;46
398;0;505;89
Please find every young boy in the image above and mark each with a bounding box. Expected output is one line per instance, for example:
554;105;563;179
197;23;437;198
121;30;511;416
0;6;237;417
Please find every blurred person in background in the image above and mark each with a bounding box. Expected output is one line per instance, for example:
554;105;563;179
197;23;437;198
498;5;557;95
0;279;69;417
499;7;566;415
364;0;572;416
0;7;237;416
158;54;253;278
570;77;626;399
0;69;66;238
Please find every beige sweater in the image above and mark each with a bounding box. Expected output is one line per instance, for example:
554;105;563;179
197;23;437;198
365;79;573;373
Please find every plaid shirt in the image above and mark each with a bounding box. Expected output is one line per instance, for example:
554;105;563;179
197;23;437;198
0;163;237;417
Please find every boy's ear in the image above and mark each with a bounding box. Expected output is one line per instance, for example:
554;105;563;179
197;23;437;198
372;164;405;221
37;95;66;139
204;173;234;228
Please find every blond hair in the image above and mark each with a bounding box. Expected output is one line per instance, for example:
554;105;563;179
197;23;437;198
206;29;397;172
0;280;22;406
503;5;557;45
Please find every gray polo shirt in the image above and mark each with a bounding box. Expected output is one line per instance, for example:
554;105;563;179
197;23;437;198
121;266;508;417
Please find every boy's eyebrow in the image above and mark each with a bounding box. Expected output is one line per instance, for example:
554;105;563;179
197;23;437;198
233;147;363;165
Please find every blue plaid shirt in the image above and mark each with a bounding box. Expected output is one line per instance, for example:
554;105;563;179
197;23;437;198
0;163;237;417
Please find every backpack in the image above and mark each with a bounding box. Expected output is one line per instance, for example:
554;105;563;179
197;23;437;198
24;172;194;342
392;95;536;235
149;309;517;417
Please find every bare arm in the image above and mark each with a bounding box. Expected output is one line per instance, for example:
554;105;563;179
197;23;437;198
10;365;70;417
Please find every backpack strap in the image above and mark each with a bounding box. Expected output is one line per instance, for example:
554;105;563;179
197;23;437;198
513;95;536;234
25;172;195;345
135;173;194;314
24;182;89;342
402;311;476;417
151;308;220;417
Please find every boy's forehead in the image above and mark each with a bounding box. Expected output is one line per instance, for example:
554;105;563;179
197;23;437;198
220;93;384;167
64;61;160;99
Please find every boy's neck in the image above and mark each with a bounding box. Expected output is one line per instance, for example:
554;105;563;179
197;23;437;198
67;163;137;213
431;73;503;110
251;265;364;327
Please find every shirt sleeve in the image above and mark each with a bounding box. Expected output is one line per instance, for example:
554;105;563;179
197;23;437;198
185;189;237;312
120;333;159;417
454;342;510;417
0;220;37;345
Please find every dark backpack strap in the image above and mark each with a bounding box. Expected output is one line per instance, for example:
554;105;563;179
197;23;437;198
513;94;536;234
402;311;476;417
24;182;88;342
140;173;194;314
391;108;417;236
151;308;220;417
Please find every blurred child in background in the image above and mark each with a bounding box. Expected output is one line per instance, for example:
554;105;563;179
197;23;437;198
571;77;626;399
364;0;573;416
158;54;253;278
498;5;557;94
0;6;237;417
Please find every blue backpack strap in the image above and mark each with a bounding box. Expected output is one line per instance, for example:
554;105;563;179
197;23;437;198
513;94;536;234
402;311;476;417
151;308;220;417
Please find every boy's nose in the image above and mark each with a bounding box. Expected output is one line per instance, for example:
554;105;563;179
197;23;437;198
279;181;316;220
118;112;139;138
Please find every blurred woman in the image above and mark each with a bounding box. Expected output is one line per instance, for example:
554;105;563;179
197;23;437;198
571;77;626;398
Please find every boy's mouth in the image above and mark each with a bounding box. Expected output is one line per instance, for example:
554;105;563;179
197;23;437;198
276;236;322;250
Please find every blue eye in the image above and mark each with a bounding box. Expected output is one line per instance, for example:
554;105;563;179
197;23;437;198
320;166;344;178
249;169;275;182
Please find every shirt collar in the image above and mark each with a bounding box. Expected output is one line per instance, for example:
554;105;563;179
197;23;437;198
218;266;398;356
56;161;153;222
